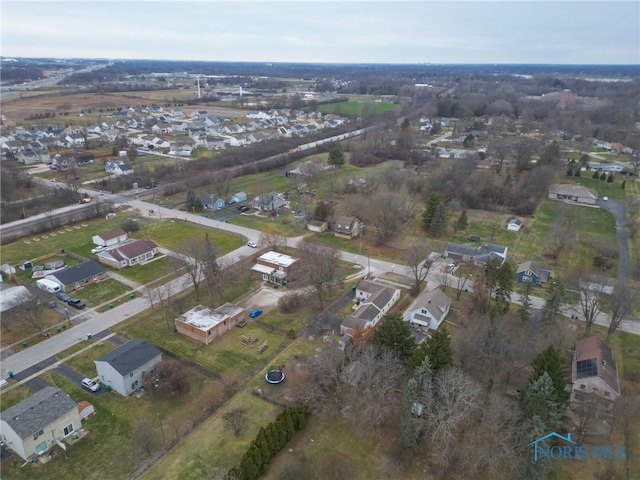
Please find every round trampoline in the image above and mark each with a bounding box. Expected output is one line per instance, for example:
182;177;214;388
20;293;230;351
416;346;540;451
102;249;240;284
265;368;285;384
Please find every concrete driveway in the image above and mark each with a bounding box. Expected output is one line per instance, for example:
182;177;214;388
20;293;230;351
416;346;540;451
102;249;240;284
54;363;106;397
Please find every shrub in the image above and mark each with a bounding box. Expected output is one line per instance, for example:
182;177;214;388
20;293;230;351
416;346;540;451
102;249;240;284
278;291;307;314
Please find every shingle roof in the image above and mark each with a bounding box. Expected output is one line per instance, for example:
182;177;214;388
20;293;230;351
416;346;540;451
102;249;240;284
549;184;598;200
517;261;552;283
99;228;128;241
572;336;620;395
112;239;156;259
95;339;162;376
49;260;105;286
1;386;77;439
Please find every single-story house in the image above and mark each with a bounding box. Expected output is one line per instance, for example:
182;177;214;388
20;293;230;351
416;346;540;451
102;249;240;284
96;239;157;269
572;336;620;412
548;184;598;205
92;227;129;247
588;161;624;173
445;242;508;266
45;260;107;292
406;288;452;331
516;261;552;286
307;220;329;233
199;194;225;211
0;386;81;461
251;251;300;285
175;303;245;345
507;218;522;232
230;191;248;204
94;339;162;397
332;216;362;239
252;192;285;212
341;280;401;336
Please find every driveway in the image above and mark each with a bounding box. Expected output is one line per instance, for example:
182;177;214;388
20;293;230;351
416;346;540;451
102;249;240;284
53;363;106;397
596;198;629;284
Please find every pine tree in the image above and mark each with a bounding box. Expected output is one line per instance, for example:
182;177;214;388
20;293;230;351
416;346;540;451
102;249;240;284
541;281;565;326
607;173;614;183
372;313;416;362
428;202;448;237
493;261;514;314
328;145;345;167
600;172;607;180
285;413;295;441
522;372;563;430
422;192;446;230
592;171;600;179
455;209;468;232
517;281;532;322
409;328;453;372
530;346;570;406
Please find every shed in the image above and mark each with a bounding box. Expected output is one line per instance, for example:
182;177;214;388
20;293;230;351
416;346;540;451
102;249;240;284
77;401;96;421
230;191;248;204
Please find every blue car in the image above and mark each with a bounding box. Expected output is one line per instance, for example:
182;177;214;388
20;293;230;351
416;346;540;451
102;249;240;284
249;308;263;318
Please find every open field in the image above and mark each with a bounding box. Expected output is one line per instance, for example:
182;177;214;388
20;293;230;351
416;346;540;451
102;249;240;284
73;278;133;308
317;99;398;115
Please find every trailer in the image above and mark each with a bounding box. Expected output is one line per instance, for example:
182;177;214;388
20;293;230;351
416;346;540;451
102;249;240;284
36;278;61;293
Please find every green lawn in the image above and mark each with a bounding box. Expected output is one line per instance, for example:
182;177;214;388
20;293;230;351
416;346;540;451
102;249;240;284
111;256;176;285
73;278;132;308
62;341;116;378
135;218;244;251
567;174;629;200
0;383;33;411
317;100;398;115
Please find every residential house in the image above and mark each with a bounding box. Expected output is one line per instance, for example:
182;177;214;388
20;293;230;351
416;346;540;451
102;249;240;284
445;242;508;266
170;141;194;156
199;194;225;211
572;336;620;413
175;303;245;345
230;191;248;204
204;135;227;150
51;154;77;171
92;227;129;247
45;260;107;292
75;151;95;165
507;218;522;231
588;161;624;173
516;261;552;286
252;192;285;212
94;339;162;397
0;386;81;461
17;148;50;165
548;184;598;205
340;280;401;336
251;251;300;285
65;133;85;148
96;239;157;269
105;160;133;176
332;216;362;239
406;288;452;331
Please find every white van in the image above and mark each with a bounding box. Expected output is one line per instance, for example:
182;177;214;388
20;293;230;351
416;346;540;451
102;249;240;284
36;278;61;293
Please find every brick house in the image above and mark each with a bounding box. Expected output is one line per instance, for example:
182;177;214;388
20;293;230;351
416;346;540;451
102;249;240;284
175;303;245;345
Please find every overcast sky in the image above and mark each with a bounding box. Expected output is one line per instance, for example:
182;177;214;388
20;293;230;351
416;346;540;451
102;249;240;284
2;1;639;64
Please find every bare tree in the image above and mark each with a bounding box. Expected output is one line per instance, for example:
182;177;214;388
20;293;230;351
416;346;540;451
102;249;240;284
487;140;511;173
512;136;538;171
171;235;219;303
8;289;48;335
545;204;576;259
606;284;634;343
364;192;414;246
297;237;341;310
577;272;606;336
131;413;162;457
258;226;286;251
222;407;249;436
210;168;232;200
404;242;433;294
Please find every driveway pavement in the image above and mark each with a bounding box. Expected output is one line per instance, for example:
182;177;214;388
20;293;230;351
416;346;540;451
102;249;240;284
596;198;630;284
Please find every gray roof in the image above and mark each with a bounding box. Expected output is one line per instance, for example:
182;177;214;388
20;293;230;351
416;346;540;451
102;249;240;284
1;386;77;439
95;338;162;376
49;260;105;286
517;261;551;282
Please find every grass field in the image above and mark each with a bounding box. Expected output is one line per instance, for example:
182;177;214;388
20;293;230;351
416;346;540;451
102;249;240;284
73;278;132;307
136;218;245;251
316;100;398;116
568;174;629;200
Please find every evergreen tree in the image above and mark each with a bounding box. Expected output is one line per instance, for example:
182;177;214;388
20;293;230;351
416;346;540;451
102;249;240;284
259;436;271;465
455;209;468;232
530;346;570;406
522;372;563;430
285;413;295;440
409;328;453;372
313;200;331;221
592;171;599;179
493;261;514;314
599;172;607;180
622;180;626;189
422;192;446;230
372;313;416;362
541;281;565;325
428;202;448;237
607;173;614;183
327;145;345;167
574;169;581;177
517;281;532;322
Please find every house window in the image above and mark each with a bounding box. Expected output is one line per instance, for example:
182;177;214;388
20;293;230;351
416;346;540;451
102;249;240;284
604;391;610;397
130;372;134;377
63;424;73;436
580;384;586;390
38;429;44;436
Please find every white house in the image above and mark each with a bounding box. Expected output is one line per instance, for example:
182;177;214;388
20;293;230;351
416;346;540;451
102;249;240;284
507;218;522;231
340;280;401;336
230;191;248;204
0;386;81;461
105;160;133;176
92;228;129;247
94;339;162;396
96;239;157;269
406;288;452;331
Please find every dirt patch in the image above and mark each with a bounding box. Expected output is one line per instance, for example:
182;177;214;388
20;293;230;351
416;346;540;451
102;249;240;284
257;354;312;406
239;285;289;312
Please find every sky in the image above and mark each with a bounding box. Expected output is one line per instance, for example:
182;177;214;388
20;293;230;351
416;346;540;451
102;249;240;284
1;1;639;65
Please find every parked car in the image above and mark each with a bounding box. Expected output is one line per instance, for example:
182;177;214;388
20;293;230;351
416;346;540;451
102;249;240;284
249;308;263;318
241;206;251;212
67;298;86;310
237;204;245;210
56;292;71;303
91;246;106;254
247;241;257;248
81;378;100;392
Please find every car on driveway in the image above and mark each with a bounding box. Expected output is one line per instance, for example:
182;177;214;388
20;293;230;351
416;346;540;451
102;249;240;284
249;308;263;318
91;246;106;254
81;378;100;392
67;298;86;310
247;241;257;248
57;292;72;303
